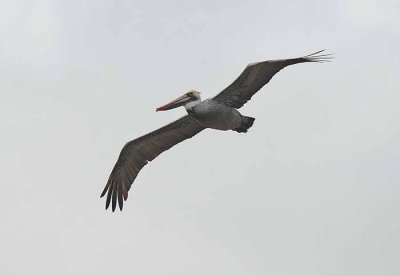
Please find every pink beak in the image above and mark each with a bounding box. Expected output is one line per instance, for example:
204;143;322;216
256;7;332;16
156;94;192;111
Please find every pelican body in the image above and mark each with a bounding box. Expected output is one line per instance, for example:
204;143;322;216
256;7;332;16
157;93;254;132
101;50;332;211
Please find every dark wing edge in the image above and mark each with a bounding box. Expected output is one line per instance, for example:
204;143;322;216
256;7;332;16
213;50;333;109
100;115;205;211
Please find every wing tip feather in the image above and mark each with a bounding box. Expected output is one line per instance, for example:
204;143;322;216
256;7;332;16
105;182;113;210
304;49;334;63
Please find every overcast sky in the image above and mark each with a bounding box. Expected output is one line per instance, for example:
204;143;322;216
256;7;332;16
1;0;400;275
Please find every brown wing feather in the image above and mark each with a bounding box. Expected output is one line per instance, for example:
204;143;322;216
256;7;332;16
101;115;204;211
213;50;332;109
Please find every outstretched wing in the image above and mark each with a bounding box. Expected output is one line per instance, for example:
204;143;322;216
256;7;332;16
101;115;204;211
213;50;332;109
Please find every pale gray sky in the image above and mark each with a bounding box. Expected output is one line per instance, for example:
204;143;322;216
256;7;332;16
1;0;400;275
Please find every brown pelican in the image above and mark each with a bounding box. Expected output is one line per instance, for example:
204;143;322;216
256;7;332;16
101;50;332;211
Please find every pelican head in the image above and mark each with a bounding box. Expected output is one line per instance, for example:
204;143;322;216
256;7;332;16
156;90;201;112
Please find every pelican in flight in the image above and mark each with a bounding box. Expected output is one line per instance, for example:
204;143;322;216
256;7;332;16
101;50;332;211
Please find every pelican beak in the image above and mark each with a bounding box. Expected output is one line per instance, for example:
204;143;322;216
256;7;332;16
156;94;192;111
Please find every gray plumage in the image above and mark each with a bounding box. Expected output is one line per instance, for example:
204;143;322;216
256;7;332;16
101;50;332;211
189;99;242;130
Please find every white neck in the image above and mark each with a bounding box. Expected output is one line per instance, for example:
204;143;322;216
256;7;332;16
184;99;201;111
